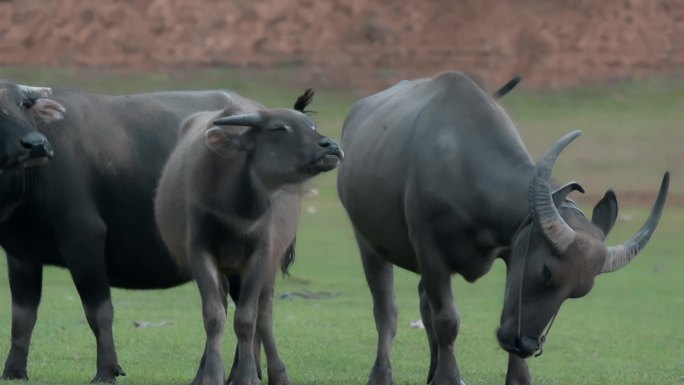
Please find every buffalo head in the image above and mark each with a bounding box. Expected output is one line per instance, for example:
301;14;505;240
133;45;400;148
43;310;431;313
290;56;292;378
207;89;343;189
0;80;66;169
497;130;669;358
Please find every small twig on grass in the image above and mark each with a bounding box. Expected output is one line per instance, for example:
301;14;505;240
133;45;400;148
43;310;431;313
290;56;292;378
279;290;342;300
133;320;175;329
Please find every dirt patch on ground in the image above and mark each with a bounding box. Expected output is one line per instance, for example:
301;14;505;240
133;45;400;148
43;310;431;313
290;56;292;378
1;0;683;91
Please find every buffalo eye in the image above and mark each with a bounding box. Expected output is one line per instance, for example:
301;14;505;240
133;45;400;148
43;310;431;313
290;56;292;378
542;264;553;284
269;124;291;132
22;98;36;109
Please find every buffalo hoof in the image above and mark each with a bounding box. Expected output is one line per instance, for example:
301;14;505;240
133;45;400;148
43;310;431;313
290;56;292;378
192;372;226;385
505;377;531;385
428;378;466;385
227;375;261;385
194;378;226;385
91;364;126;384
1;367;28;380
367;365;393;385
193;379;226;385
267;369;293;385
227;380;260;385
227;367;262;385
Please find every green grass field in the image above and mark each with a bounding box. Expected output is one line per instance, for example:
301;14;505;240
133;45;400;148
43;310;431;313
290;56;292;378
0;68;682;385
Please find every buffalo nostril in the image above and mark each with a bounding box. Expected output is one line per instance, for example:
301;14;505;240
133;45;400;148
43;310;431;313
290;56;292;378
20;139;34;149
20;133;46;149
515;336;540;357
317;137;344;160
318;138;333;148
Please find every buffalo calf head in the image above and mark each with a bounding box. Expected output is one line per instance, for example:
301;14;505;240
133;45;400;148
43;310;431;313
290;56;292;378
206;89;343;189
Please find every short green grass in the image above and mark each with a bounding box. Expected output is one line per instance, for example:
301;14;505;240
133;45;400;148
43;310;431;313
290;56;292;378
0;68;682;385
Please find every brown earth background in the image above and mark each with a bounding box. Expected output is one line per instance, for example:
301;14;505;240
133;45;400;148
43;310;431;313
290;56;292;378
1;0;683;91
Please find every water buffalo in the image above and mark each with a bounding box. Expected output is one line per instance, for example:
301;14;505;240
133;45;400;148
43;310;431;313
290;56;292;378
154;89;343;385
0;81;241;383
336;71;669;385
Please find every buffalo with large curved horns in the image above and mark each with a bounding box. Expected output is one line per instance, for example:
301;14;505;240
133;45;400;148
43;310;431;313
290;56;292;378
337;71;670;385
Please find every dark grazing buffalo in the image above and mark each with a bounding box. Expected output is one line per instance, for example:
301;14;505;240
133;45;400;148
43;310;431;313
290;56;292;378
336;72;669;385
0;80;240;383
154;89;343;385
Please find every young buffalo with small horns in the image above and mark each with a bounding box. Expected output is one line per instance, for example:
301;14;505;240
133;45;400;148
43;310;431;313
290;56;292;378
155;89;343;385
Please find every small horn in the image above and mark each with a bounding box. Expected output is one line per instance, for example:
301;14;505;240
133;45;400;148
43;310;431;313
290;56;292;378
17;85;52;99
213;113;262;127
530;130;582;253
601;172;670;273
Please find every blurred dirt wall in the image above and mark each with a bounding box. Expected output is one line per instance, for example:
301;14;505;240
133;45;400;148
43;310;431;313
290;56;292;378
1;0;682;90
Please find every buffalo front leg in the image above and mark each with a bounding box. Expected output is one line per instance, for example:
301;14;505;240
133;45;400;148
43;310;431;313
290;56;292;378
358;234;397;385
80;296;126;384
62;221;125;384
505;354;531;385
417;244;464;385
190;250;227;385
418;280;438;385
194;276;231;385
256;283;292;385
226;336;262;385
1;257;42;380
226;275;263;385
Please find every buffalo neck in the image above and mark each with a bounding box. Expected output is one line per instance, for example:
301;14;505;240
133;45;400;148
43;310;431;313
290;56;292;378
0;169;32;224
478;158;536;250
201;151;272;225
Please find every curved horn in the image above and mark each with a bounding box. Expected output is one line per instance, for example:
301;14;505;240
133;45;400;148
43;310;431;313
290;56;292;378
17;85;52;99
530;130;582;253
213;113;262;127
601;172;670;274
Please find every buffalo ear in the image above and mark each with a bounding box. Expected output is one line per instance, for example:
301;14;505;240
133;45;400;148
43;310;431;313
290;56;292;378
551;181;585;207
204;126;251;156
591;190;618;238
29;99;66;125
293;88;314;113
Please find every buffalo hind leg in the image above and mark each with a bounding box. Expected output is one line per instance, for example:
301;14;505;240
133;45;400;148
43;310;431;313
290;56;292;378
192;343;208;385
1;257;43;380
358;234;397;385
505;354;531;385
190;250;228;385
256;282;292;385
418;280;438;385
